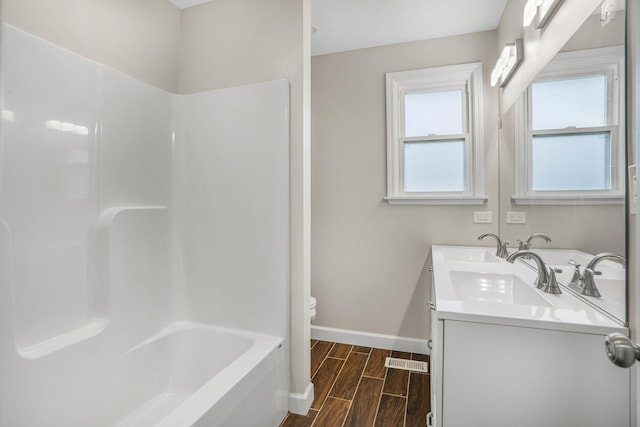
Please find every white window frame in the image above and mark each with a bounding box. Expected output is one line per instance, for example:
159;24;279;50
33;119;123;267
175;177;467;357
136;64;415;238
513;46;625;205
385;62;486;205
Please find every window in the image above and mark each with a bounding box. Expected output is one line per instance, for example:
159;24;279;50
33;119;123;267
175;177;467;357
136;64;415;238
513;47;625;205
385;62;486;205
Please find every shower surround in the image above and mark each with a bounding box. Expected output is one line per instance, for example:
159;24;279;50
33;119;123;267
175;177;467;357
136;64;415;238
0;25;290;426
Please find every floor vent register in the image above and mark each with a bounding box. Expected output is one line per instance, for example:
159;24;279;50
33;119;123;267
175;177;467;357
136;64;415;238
384;357;428;373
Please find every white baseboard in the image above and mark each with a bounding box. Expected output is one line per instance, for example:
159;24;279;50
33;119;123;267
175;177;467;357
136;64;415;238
311;325;430;355
288;382;314;415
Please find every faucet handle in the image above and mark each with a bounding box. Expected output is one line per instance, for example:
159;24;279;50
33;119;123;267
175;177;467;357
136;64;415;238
516;239;529;251
567;260;582;287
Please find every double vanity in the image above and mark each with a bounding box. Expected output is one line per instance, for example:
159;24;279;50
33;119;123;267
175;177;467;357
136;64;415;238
428;244;629;427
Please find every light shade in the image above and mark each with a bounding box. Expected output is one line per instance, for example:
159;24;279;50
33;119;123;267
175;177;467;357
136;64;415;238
601;0;624;26
523;0;541;27
491;39;523;88
536;0;564;29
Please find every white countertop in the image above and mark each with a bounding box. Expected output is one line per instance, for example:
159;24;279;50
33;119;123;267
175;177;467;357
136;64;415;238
431;245;628;335
521;248;626;323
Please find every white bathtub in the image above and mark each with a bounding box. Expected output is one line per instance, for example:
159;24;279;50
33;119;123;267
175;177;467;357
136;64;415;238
117;322;288;427
117;322;287;427
1;321;288;427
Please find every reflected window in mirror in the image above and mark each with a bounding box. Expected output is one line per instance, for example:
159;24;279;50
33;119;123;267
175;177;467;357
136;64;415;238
512;47;624;205
385;62;486;205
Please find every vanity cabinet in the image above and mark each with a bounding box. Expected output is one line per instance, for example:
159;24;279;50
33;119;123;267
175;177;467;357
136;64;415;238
430;318;629;427
429;245;630;427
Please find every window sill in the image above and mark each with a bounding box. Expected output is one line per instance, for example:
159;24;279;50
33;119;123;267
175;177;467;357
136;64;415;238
385;195;487;206
512;194;624;206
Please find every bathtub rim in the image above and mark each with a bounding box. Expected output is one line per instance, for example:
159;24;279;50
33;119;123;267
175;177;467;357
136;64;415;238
119;321;285;427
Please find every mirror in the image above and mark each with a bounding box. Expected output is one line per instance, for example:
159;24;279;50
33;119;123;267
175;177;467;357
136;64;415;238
499;2;627;324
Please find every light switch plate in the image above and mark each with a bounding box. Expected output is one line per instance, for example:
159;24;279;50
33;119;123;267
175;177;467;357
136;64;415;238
507;211;526;224
474;211;492;223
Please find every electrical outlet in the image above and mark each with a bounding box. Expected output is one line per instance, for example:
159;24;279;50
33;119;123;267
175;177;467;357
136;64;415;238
473;211;492;223
507;211;526;224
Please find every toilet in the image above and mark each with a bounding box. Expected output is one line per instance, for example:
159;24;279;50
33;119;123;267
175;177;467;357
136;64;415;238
310;296;317;322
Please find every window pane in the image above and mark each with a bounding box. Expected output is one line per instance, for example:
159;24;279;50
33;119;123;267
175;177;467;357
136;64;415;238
532;132;611;191
403;139;465;192
404;89;463;137
531;75;607;130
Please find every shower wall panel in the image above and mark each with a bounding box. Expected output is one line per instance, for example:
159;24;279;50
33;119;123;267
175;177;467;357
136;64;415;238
1;25;101;353
0;25;175;357
177;80;290;338
100;66;175;341
101;68;173;210
0;25;176;424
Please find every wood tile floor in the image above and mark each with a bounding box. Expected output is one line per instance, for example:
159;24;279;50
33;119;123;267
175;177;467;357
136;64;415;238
280;340;431;427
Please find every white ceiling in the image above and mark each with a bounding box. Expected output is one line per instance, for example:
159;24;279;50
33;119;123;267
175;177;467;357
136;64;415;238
167;0;509;57
168;0;211;9
311;0;508;56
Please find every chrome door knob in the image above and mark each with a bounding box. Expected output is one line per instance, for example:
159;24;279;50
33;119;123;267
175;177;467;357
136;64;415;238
605;333;640;368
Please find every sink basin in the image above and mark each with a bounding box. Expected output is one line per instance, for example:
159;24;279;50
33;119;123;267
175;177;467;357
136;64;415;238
439;247;499;263
449;271;552;307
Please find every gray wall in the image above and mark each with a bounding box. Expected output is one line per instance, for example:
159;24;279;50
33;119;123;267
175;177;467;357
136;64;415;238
3;0;181;92
179;0;303;94
311;31;500;340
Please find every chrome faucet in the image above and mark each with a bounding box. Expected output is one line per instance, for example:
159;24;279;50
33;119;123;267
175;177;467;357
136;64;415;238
517;233;552;252
477;233;509;258
579;253;626;298
506;250;562;294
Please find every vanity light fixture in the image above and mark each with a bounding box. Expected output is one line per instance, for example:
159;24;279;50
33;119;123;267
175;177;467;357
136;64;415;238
523;0;564;29
535;0;564;29
601;0;624;26
491;39;523;88
523;0;541;27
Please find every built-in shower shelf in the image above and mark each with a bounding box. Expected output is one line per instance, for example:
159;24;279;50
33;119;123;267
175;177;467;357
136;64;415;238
97;206;168;228
17;318;108;359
